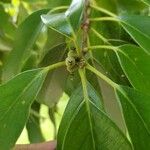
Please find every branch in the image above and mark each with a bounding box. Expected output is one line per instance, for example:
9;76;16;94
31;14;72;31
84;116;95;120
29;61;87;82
81;0;90;54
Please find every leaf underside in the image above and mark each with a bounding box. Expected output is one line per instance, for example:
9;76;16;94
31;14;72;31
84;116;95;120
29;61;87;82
117;44;150;95
119;14;150;54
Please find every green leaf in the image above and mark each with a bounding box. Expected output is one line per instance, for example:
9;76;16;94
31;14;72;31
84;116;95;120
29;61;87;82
41;13;72;36
42;28;65;57
0;68;47;150
92;47;129;84
2;9;49;82
41;0;84;36
115;86;150;150
116;44;150;95
65;0;84;31
119;14;150;54
57;84;132;150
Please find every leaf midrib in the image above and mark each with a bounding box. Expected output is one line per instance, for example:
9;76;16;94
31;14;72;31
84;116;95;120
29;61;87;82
61;98;97;150
0;71;43;122
61;100;85;150
89;99;132;147
121;17;150;40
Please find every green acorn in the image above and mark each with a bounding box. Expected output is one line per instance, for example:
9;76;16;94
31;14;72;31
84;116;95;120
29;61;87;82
65;57;76;68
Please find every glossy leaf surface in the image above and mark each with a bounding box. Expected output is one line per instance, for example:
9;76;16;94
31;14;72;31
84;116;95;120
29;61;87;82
58;84;131;150
41;0;84;36
116;86;150;150
116;44;150;95
0;68;47;150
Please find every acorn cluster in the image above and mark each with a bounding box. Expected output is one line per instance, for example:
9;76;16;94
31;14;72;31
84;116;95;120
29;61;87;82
65;50;86;73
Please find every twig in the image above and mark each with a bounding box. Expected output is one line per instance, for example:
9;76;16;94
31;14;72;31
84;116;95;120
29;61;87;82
81;0;90;54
